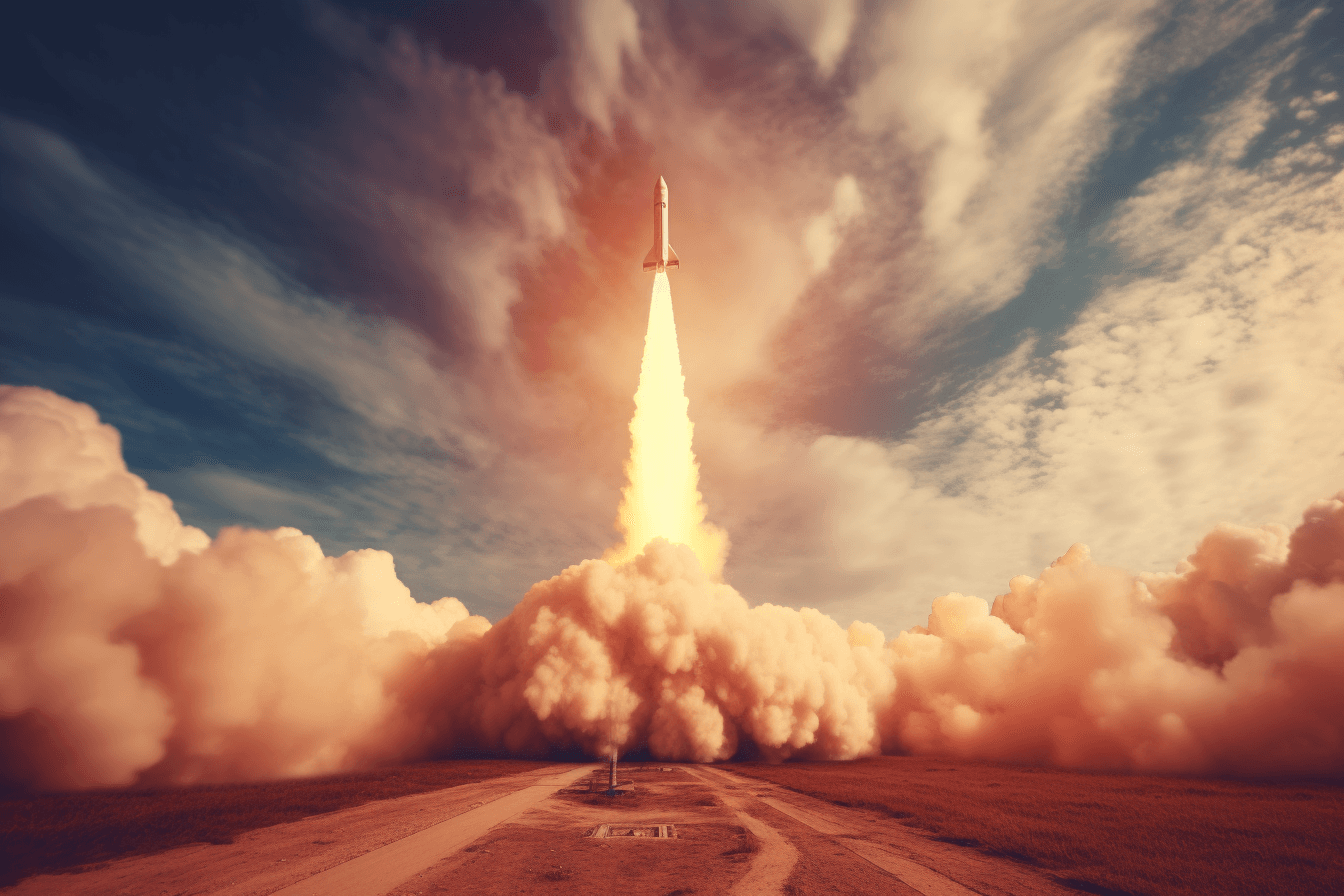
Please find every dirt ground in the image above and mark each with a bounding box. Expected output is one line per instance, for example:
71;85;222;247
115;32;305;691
0;759;556;886
4;761;1139;895
3;764;585;895
386;765;760;896
383;764;1074;896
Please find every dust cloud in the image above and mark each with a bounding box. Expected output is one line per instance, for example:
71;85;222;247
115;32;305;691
2;382;1342;789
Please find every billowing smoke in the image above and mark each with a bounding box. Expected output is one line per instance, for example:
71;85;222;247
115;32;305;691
2;384;1343;790
0;387;483;789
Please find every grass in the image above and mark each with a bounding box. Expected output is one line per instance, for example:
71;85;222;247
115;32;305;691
731;757;1344;896
0;759;556;886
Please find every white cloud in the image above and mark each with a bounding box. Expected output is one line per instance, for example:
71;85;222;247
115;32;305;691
549;0;643;133
715;19;1344;635
757;0;859;77
846;0;1272;336
803;175;863;274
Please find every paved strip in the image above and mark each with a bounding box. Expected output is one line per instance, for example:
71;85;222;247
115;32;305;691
684;767;798;895
758;796;847;835
759;795;979;896
840;840;982;896
273;765;595;896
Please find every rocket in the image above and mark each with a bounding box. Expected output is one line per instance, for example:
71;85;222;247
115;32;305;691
642;176;680;273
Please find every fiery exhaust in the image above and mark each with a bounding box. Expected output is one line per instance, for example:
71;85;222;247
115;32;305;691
606;272;726;577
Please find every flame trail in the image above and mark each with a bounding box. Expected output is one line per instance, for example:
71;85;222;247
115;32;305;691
606;272;726;577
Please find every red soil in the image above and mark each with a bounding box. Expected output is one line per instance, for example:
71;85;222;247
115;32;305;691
0;759;553;887
731;757;1344;896
390;820;755;896
388;764;760;896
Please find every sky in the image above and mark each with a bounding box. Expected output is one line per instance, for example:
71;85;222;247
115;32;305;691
2;0;1342;639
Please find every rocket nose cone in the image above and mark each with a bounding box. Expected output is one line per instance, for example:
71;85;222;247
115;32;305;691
657;175;667;191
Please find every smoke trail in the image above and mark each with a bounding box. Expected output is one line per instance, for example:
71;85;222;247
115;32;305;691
604;272;727;578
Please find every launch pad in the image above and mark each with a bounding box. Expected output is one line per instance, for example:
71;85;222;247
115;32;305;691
586;823;679;839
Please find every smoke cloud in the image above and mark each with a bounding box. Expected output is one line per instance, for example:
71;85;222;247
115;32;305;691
2;384;1342;789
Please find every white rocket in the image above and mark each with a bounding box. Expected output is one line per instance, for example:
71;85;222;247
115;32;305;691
642;176;680;273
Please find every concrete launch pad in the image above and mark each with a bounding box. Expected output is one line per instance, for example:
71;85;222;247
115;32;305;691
586;823;678;839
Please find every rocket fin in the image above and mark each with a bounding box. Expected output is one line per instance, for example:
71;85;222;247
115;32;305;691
643;243;660;272
665;245;679;269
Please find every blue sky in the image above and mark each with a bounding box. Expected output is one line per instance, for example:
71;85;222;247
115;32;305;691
3;0;1342;635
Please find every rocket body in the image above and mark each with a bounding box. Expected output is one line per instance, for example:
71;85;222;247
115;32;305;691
642;176;680;273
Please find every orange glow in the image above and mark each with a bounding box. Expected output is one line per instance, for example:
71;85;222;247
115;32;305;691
606;273;726;577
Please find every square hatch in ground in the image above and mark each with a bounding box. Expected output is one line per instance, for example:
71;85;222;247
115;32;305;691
587;823;678;838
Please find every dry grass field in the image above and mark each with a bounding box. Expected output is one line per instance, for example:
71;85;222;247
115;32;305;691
9;756;1342;895
731;757;1344;896
0;759;554;887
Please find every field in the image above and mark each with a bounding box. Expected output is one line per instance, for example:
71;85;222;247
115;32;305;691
731;757;1344;896
0;759;554;887
7;756;1344;895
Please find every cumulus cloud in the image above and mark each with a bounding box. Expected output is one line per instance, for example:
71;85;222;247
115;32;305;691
4;386;1344;789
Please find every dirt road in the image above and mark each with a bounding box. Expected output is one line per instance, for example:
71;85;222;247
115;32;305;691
6;764;594;896
8;763;1080;895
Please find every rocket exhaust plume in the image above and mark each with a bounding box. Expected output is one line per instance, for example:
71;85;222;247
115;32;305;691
605;274;726;577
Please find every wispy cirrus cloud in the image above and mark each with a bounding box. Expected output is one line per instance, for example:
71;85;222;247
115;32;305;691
726;7;1344;634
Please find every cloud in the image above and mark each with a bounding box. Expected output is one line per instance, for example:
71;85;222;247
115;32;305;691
547;0;643;133
159;468;343;524
710;7;1344;636
307;8;574;351
845;0;1272;333
737;0;860;77
803;174;863;275
0;40;611;614
0;115;446;438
